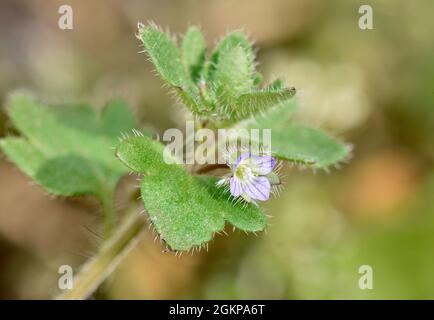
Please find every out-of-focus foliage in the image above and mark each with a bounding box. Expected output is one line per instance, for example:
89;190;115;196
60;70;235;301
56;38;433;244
201;173;434;299
0;95;135;201
0;94;136;237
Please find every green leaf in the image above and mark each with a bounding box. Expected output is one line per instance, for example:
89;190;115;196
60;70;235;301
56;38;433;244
116;136;266;251
198;177;267;232
212;46;255;116
207;31;255;81
138;24;203;113
101;99;136;138
234;87;296;120
266;78;285;91
206;32;257;118
253;73;264;87
181;26;206;84
270;125;349;168
138;23;185;87
115;132;168;175
241;98;348;168
0;94;134;201
244;97;298;129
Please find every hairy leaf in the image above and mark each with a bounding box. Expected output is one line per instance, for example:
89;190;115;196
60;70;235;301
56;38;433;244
138;24;185;87
205;31;257;118
270;125;349;168
212;46;255;116
241;97;348;168
234;87;296;120
244;97;298;129
116;136;266;251
181;26;206;84
266;78;285;91
253;73;264;87
207;31;255;81
0;94;135;201
198;177;267;232
138;24;204;113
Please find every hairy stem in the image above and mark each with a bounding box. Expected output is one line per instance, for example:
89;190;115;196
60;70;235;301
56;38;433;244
101;194;115;239
56;208;146;300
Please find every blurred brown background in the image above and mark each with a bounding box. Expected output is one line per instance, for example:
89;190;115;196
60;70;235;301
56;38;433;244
1;0;434;299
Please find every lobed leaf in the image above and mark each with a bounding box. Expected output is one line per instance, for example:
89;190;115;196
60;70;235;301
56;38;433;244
116;136;267;251
0;94;135;200
198;177;267;232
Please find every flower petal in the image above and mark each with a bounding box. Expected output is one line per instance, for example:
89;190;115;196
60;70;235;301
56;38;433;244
234;152;251;170
250;155;276;175
243;176;270;201
230;176;243;197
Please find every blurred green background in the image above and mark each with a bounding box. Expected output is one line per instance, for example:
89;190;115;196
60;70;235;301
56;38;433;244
0;0;434;299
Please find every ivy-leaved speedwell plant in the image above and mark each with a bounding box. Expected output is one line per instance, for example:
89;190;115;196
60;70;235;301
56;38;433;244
118;23;349;250
0;23;350;299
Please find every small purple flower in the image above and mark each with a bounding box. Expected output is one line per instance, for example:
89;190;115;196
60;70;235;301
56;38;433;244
219;152;281;204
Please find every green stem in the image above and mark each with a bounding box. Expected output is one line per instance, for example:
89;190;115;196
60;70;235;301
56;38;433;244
101;193;115;240
55;208;146;300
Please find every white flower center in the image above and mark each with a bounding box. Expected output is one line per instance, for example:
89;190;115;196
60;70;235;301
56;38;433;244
235;165;253;182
